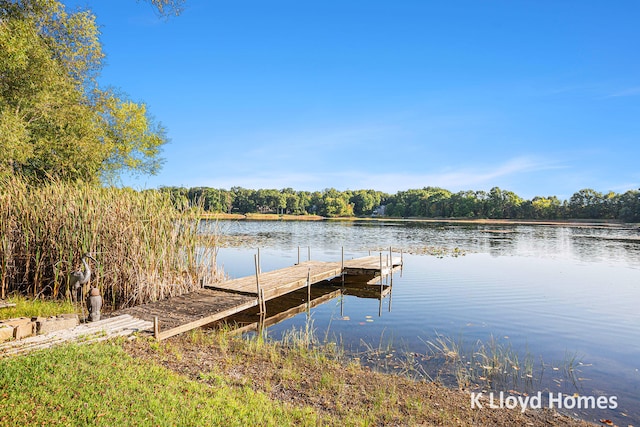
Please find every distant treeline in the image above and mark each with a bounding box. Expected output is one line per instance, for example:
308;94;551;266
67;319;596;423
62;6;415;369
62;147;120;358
158;186;640;222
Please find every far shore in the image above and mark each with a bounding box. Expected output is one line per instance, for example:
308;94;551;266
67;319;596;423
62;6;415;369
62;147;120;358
200;212;632;227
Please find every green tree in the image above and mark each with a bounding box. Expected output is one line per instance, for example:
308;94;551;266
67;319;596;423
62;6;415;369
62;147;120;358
486;187;523;218
618;190;640;222
159;186;189;209
280;188;308;215
601;191;618;219
450;191;478;218
350;189;384;216
423;187;452;217
147;0;185;16
569;189;604;218
231;187;256;213
529;196;561;219
295;191;312;215
0;0;167;184
311;188;353;217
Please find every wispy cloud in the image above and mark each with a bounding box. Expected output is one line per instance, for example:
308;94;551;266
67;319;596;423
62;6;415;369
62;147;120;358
326;156;563;193
542;83;640;100
243;123;405;155
605;86;640;98
199;156;564;194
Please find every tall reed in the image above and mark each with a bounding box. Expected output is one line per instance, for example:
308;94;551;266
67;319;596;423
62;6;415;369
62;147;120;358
0;177;221;308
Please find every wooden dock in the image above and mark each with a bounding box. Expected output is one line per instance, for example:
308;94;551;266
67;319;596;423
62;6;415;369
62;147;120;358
0;253;401;356
116;254;401;341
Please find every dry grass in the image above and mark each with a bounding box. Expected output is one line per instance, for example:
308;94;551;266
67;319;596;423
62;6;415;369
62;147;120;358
200;212;325;221
122;330;595;426
0;177;222;308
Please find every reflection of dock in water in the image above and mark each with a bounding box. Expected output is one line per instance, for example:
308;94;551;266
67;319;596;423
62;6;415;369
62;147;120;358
220;270;398;335
220;287;343;335
120;251;402;340
328;273;395;299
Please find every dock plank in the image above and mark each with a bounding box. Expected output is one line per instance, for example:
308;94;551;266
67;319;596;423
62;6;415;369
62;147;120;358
207;260;343;297
120;289;257;332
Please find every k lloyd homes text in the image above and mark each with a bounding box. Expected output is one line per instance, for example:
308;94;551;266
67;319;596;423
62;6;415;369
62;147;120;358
470;392;618;413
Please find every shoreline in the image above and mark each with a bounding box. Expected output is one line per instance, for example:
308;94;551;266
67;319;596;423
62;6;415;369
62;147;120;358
201;212;630;228
123;332;596;426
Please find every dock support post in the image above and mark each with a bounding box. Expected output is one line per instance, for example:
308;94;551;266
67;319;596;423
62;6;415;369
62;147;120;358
306;268;311;313
389;246;393;286
297;246;300;265
308;246;311;262
254;254;263;315
260;288;266;315
378;255;383;318
258;309;266;338
154;316;159;340
341;247;345;288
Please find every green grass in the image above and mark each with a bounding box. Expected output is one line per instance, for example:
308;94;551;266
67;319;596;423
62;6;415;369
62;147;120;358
0;295;76;320
0;327;592;427
0;341;319;427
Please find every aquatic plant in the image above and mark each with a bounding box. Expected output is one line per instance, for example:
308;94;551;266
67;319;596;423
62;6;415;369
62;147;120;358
0;177;221;308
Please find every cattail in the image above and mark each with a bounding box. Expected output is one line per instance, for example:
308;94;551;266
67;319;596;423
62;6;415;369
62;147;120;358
0;177;222;308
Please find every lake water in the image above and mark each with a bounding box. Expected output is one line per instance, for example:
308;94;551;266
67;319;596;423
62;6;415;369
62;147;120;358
208;219;640;425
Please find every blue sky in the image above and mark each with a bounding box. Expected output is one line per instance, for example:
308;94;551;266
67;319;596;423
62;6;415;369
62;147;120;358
67;0;639;200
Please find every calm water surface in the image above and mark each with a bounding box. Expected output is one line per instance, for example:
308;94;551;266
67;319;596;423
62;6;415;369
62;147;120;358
209;220;640;424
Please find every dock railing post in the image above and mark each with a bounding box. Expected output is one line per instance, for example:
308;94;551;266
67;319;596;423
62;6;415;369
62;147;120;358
308;246;311;262
257;248;262;274
297;246;300;265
